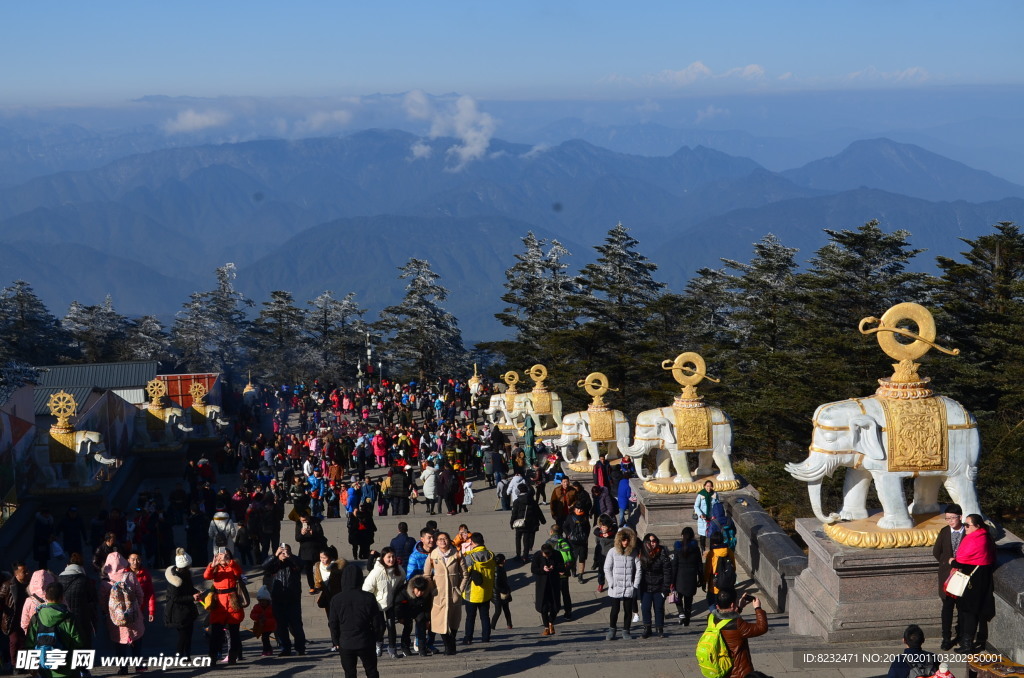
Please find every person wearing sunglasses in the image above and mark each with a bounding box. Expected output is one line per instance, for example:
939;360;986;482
949;514;995;654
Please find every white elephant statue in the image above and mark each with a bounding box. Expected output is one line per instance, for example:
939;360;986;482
32;430;107;488
623;406;735;483
484;392;529;428
187;404;227;438
553;410;630;466
138;406;190;445
516;391;563;432
785;395;981;530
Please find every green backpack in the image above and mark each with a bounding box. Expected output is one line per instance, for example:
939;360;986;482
696;614;732;678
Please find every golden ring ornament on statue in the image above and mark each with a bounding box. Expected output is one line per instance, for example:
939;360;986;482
661;352;721;388
858;302;959;362
48;391;77;420
576;372;618;398
525;364;548;385
501;371;520;387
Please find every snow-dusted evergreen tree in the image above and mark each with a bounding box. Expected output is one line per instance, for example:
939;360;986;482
63;295;129;363
171;264;252;374
573;222;665;334
376;258;465;382
119;315;172;363
0;361;39;405
248;290;307;384
0;280;68;365
494;233;577;363
171;292;217;371
306;291;367;380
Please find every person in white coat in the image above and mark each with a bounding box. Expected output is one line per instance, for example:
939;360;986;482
362;547;406;658
603;527;641;640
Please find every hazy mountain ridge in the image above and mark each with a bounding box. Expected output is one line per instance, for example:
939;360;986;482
1;130;1022;339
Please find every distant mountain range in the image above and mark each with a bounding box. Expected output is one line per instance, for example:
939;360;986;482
1;129;1022;341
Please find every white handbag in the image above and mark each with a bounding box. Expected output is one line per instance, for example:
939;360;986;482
944;566;977;598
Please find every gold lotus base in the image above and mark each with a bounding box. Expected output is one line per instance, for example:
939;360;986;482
823;513;944;548
643;476;741;494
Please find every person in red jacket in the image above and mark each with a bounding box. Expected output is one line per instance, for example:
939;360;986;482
204;549;245;664
127;553;156;622
710;588;768;678
249;587;278;656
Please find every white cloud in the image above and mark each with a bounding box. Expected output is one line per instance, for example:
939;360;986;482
652;61;713;86
521;143;549;159
845;66;930;83
410;140;432;160
609;61;768;90
694;105;729;124
295;109;353;134
403;90;432;120
778;72;793;81
722;64;765;80
403;93;497;171
162;109;232;134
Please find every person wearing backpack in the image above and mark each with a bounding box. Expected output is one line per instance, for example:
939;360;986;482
703;534;736;613
26;581;84;678
99;552;145;674
19;569;56;636
697;588;767;678
208;508;238;562
885;624;939;678
544;526;574;621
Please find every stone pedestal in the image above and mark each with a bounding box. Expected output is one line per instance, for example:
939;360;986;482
789;518;943;642
632;477;698;540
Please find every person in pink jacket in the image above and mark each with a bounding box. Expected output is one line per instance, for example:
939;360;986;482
19;569;55;632
99;552;146;672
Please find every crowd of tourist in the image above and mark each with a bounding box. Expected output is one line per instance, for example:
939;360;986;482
0;376;999;678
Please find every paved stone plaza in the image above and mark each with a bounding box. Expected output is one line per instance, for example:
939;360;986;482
75;462;983;678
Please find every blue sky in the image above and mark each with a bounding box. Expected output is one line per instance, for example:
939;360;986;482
4;1;1023;105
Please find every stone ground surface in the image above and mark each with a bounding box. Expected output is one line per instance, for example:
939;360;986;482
76;418;984;678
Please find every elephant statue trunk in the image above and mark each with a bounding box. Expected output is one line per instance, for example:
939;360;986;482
785;456;840;524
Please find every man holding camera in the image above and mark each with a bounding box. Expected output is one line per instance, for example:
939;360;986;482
710;589;768;678
263;544;306;655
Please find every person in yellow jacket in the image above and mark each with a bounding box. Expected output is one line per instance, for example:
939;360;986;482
460;532;496;645
703;533;736;613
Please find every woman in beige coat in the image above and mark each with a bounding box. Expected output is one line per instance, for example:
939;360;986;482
422;531;465;655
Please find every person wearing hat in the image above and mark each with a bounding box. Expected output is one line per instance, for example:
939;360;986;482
164;548;200;657
249;586;277;657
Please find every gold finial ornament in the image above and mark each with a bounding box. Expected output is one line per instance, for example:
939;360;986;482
859;303;960;394
243;371;256;394
661;352;720;401
501;371;520;413
48;390;77;430
526;364;548;389
468;363;481;389
189;381;209;403
146;379;168;404
577;372;618;409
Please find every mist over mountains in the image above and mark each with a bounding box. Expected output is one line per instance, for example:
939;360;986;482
1;105;1023;341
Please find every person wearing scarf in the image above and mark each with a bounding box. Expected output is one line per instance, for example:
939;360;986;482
949;514;996;654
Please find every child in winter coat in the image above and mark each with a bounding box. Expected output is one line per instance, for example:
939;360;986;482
489;553;513;629
249;587;277;656
461;480;474;512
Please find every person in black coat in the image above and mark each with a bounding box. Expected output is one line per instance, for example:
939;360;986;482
263;545;306;655
510;487;546;561
638;533;673;638
391;574;433;656
670;527;704;626
163;549;199;657
931;503;966;650
347;504;376;560
295;514;327;591
532;543;564;636
185;505;209;565
328;564;384;678
56;553;98;650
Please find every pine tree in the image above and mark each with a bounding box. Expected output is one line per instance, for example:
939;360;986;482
63;296;129;363
717;235;812;457
248;290;308;384
171;264;252;374
0;280;68;366
933;222;1024;525
798;220;930;401
306;291;368;381
376;258;466;382
556;223;664;399
118;315;172;364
